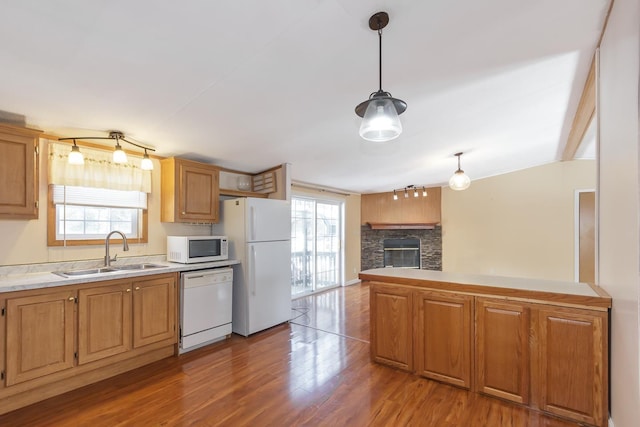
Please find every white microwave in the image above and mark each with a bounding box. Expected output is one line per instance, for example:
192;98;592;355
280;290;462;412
167;236;229;263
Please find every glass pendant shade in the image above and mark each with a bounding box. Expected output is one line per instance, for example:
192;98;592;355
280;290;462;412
359;97;402;142
113;143;128;163
449;170;471;191
68;144;84;165
141;152;154;170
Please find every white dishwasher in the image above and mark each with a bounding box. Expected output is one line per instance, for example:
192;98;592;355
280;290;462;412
180;268;233;353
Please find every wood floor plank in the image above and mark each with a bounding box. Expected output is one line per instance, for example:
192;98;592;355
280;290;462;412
0;283;583;426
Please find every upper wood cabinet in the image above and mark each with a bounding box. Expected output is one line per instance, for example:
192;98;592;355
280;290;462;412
0;124;41;220
361;187;441;226
5;290;76;386
161;157;220;223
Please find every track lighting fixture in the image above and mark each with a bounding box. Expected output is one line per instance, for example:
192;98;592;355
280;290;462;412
59;131;155;170
355;11;407;142
391;185;428;200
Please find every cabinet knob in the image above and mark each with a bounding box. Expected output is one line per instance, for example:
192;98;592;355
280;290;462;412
126;288;131;292
181;211;186;215
68;296;74;301
135;286;140;291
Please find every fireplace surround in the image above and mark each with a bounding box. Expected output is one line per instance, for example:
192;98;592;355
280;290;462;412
361;225;442;271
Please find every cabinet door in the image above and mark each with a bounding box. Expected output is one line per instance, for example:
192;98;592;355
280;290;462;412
369;283;413;370
78;283;132;364
537;307;607;427
179;161;219;222
133;275;176;348
476;298;529;403
414;291;472;388
5;290;76;386
0;124;40;219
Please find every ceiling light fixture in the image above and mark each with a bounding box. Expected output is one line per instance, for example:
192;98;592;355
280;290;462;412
449;152;471;191
355;11;407;142
67;139;84;165
112;132;128;164
392;185;428;200
140;149;154;171
59;131;155;170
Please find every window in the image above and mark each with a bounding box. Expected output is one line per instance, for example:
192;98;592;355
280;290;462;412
48;185;148;246
291;196;343;296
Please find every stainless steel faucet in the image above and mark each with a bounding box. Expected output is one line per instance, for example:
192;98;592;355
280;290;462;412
105;230;129;266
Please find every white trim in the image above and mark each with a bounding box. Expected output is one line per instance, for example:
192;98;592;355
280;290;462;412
608;416;614;427
345;279;361;286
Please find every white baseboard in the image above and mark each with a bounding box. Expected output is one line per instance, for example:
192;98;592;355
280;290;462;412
344;279;361;286
609;416;614;427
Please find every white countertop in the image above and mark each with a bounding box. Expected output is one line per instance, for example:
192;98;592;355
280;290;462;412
0;259;240;293
359;268;601;297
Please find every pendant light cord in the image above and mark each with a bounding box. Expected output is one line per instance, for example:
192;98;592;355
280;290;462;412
378;26;383;92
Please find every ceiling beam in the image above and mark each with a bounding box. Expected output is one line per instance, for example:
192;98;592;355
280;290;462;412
562;56;596;161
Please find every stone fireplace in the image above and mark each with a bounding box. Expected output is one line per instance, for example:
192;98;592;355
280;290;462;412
361;225;442;271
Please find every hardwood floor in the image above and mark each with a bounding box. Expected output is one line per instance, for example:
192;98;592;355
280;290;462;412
0;283;582;426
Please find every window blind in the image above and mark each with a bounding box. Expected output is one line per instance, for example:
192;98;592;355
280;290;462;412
52;185;147;209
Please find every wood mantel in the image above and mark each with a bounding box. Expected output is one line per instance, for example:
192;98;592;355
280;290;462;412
367;222;437;230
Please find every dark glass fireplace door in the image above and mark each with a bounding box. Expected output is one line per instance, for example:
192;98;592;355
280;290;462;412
383;238;421;269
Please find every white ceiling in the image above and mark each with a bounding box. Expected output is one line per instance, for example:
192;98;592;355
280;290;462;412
0;0;608;193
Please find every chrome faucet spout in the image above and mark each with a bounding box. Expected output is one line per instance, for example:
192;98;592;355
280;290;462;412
105;231;129;267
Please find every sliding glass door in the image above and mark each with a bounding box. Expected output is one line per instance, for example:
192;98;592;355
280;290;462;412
291;196;343;297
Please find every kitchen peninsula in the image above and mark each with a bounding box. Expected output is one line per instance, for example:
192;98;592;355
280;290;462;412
360;268;611;427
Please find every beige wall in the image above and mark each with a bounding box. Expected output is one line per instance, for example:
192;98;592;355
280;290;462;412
0;140;211;266
442;160;595;281
291;185;361;284
598;0;640;424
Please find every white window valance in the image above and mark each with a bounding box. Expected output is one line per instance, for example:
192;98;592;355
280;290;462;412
48;141;152;193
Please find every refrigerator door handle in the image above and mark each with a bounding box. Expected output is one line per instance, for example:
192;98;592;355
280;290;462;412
250;206;257;241
250;245;257;296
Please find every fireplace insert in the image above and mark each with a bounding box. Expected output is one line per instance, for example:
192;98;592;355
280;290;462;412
383;238;421;268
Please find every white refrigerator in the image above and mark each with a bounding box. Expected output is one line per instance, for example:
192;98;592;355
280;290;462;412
220;198;291;336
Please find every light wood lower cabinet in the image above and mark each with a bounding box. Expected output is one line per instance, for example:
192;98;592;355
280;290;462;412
370;283;413;370
78;284;132;364
132;275;176;348
475;298;530;403
414;291;472;389
537;306;607;427
0;273;178;415
368;283;609;427
5;290;76;386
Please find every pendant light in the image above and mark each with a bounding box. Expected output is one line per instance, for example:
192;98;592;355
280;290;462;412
449;152;471;191
112;132;128;164
140;149;154;170
355;11;407;142
68;139;84;165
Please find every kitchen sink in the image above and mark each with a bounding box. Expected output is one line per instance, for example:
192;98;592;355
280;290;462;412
113;263;166;271
53;267;120;277
53;263;166;278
